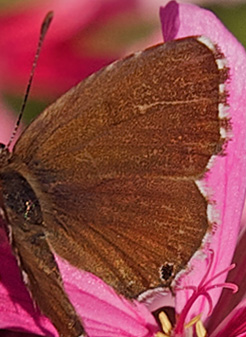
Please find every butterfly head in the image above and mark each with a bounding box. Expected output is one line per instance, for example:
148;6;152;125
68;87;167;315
0;144;11;167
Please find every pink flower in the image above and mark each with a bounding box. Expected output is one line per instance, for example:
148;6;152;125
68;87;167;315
0;0;157;100
0;103;20;148
1;1;246;337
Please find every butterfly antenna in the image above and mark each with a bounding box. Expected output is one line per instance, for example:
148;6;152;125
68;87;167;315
6;11;54;149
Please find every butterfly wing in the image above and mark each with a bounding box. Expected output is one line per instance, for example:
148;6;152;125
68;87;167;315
0;169;84;336
12;37;227;298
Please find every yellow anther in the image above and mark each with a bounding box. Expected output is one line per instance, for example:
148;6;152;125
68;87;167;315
184;314;201;329
159;311;172;334
154;311;173;337
196;319;207;337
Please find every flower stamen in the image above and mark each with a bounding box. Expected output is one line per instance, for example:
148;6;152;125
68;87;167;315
206;282;238;293
195;319;207;337
202;263;236;289
173;250;238;334
159;311;172;334
155;311;173;337
184;313;201;328
183;314;208;337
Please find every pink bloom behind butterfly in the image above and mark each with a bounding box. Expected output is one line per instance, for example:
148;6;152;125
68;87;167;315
0;0;158;100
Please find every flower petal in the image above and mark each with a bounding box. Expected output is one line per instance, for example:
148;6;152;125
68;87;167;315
55;255;158;337
210;298;246;337
0;0;140;98
207;226;246;333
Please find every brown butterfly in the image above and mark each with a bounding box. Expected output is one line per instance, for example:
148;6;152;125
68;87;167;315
0;13;228;337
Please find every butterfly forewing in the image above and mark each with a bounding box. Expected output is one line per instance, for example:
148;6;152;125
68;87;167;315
0;37;228;336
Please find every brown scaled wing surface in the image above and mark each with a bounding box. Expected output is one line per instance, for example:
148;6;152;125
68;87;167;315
1;37;227;336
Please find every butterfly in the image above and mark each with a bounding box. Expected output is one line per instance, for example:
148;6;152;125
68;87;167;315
0;13;228;337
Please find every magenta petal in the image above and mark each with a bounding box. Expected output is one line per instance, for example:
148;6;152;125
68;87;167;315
160;1;180;42
160;1;246;322
0;0;138;97
55;255;158;337
207;227;246;333
210;299;246;337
